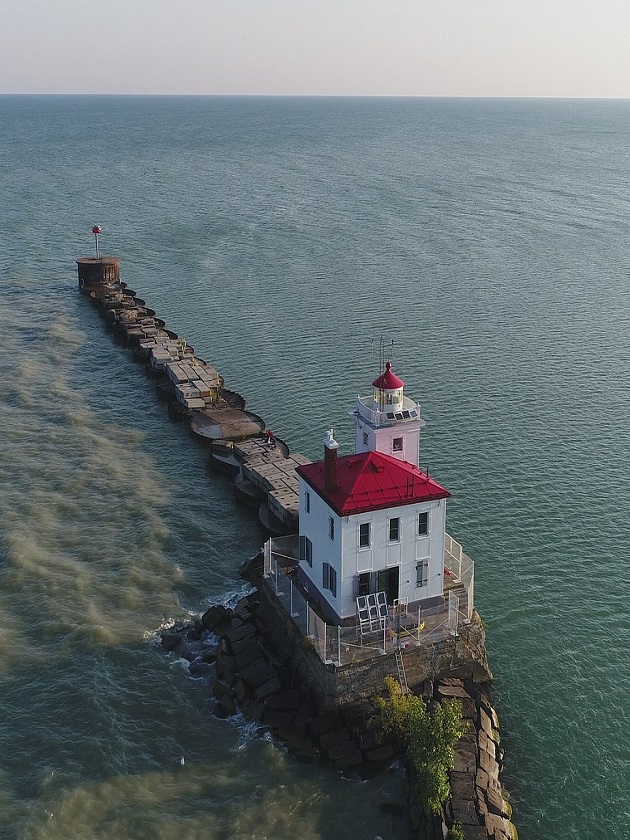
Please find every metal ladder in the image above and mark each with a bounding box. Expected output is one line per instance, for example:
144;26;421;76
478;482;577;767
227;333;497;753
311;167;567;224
395;648;409;694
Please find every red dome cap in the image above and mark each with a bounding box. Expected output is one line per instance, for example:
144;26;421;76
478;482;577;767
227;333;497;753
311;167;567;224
372;361;404;390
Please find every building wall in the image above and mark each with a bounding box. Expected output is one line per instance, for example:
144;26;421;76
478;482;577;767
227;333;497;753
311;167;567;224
340;498;446;618
299;475;447;622
352;410;421;468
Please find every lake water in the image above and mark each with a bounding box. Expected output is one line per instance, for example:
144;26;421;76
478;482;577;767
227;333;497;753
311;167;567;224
1;95;629;839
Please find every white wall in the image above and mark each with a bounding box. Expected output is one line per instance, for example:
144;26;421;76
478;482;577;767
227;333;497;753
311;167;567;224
352;411;421;468
298;473;446;622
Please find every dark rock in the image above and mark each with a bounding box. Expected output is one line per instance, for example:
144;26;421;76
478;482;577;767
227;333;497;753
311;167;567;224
278;724;313;751
326;740;357;761
234;679;248;704
310;712;343;738
340;701;373;726
292;703;314;728
215;651;235;679
188;660;212;678
332;746;363;770
234;644;262;671
240;658;277;689
187;629;202;642
365;744;395;762
202;650;216;664
201;605;230;633
254;676;282;702
318;728;350;752
241;698;264;721
378;801;404;816
215;693;237;718
263;709;294;731
160;633;182;652
461;827;490;840
264;690;301;712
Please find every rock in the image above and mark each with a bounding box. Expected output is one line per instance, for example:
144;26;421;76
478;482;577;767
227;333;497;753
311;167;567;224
215;693;237;718
331;745;363;769
327;740;359;761
318;728;351;752
263;709;294;731
479;748;500;780
215;650;235;679
485;813;514;839
461;827;490;840
310;711;343;738
234;644;262;671
254;676;282;702
450;771;476;801
292;703;315;729
160;633;181;652
451;798;480;826
479;709;493;738
241;698;264;721
409;805;421;831
240;658;277;689
201;605;230;633
188;660;212;677
264;690;301;712
358;729;386;751
486;786;512;819
364;744;394;762
479;730;496;758
378;801;404;816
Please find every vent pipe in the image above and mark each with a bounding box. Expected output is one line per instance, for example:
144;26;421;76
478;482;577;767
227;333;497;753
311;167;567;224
324;429;339;492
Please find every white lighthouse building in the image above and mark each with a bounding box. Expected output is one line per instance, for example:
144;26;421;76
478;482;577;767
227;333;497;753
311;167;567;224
295;362;451;625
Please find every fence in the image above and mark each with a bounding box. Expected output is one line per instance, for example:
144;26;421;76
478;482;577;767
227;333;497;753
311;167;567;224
263;551;460;666
444;532;475;620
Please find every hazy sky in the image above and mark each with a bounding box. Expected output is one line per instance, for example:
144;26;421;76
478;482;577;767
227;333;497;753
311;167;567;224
2;0;630;97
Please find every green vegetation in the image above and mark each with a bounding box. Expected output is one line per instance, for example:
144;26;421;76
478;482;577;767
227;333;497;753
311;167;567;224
446;822;465;840
375;676;468;814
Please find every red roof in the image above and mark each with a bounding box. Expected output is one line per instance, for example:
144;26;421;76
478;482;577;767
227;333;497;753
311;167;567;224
372;361;404;390
297;450;449;516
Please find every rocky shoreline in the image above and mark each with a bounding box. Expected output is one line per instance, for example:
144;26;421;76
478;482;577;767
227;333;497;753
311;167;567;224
160;588;517;840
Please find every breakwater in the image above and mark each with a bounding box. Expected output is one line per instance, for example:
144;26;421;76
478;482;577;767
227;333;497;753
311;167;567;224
77;254;517;840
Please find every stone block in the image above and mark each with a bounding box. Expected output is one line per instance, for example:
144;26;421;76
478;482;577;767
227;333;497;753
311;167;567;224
254;676;282;702
264;709;294;731
479;709;493;738
318;728;351;752
264;690;301;711
234;644;261;671
331;745;364;770
310;711;343;738
485;813;514;839
292;703;315;728
327;740;358;761
486;786;512;819
479;747;500;780
453;743;477;774
450;771;476;801
160;633;181;652
240;658;277;689
451;798;480;826
241;698;264;721
462;827;490;840
479;730;496;758
364;744;394;762
201;605;230;633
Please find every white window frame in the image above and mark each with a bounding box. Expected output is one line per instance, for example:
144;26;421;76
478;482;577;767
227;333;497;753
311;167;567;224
359;521;371;549
388;517;400;542
392;437;403;452
418;511;429;536
329;516;335;541
416;559;429;588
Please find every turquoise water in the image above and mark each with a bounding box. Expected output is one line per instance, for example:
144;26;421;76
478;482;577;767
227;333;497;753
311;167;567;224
1;95;630;839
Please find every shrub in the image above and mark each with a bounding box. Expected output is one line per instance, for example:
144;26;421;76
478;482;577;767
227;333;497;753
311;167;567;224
375;676;468;814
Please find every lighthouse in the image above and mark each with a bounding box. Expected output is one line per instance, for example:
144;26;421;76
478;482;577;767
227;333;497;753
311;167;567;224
352;361;424;467
295;361;450;625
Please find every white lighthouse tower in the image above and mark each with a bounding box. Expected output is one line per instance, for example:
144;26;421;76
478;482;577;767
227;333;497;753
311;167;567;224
352;361;425;467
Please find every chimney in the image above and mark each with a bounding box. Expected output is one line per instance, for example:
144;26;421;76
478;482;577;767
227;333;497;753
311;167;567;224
324;429;339;492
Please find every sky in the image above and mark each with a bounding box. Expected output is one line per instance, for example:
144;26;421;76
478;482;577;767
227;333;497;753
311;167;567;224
2;0;630;97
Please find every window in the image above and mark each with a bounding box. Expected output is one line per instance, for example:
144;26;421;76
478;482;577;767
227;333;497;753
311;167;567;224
359;522;371;548
416;560;428;588
305;491;310;514
392;437;403;452
357;572;372;597
362;431;369;446
389;517;400;542
418;511;429;536
299;535;312;567
323;563;338;598
329;516;335;540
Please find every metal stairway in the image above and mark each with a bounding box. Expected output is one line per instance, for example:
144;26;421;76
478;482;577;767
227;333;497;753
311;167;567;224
395;648;409;694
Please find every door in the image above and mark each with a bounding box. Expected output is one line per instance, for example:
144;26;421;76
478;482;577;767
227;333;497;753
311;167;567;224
377;566;400;605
